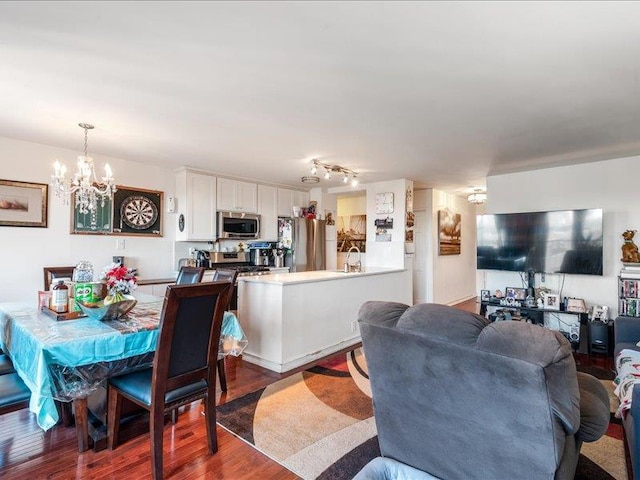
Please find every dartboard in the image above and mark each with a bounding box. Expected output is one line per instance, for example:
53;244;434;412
120;195;159;230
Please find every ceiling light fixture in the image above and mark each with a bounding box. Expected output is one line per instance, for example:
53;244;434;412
51;123;116;214
305;159;359;188
467;188;487;205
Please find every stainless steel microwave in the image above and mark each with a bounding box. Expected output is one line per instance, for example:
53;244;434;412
217;211;261;239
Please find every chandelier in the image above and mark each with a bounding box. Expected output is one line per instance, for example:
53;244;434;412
51;123;116;214
467;188;487;205
302;159;359;187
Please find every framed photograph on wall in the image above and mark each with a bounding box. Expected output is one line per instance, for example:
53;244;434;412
438;209;461;255
542;293;560;310
71;190;113;234
112;186;163;236
0;179;48;228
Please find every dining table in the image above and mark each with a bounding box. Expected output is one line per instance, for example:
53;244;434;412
0;291;247;452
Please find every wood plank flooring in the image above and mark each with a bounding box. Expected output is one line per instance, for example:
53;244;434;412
0;297;612;479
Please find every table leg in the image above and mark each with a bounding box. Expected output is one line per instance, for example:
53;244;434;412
56;400;74;427
74;397;90;452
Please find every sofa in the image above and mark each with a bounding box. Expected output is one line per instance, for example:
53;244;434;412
355;301;610;480
614;315;640;480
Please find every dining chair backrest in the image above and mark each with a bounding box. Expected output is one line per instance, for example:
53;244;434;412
213;269;238;310
152;281;231;397
43;266;75;291
175;266;205;285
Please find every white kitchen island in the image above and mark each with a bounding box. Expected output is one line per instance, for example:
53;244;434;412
237;268;412;373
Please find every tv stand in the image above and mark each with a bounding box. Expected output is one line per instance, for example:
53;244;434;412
479;299;587;327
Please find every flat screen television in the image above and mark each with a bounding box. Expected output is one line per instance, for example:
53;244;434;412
476;208;603;275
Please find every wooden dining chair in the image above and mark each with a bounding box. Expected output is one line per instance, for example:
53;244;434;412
175;266;205;285
212;269;239;393
107;281;231;480
0;372;30;415
0;354;16;376
43;266;76;291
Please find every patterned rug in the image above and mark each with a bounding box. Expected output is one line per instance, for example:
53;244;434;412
216;350;627;480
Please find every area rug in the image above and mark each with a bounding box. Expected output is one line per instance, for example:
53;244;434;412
216;350;626;480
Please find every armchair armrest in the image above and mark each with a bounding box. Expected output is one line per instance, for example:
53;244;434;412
576;372;609;442
615;316;640;346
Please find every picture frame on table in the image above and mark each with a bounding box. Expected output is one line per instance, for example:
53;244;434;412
0;179;48;228
505;287;527;301
480;290;491;302
542;293;561;310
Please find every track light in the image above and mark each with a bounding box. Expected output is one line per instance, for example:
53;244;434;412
304;159;359;187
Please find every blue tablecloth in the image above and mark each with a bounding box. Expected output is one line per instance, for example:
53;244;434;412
0;294;246;431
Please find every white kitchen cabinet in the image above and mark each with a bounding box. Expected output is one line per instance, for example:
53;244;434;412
217;178;258;213
258;184;278;241
175;169;217;241
277;188;309;217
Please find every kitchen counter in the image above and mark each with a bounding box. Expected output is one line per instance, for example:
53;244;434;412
137;277;176;286
237;267;411;373
238;267;404;285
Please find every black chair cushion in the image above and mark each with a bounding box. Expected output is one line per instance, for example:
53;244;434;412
0;372;30;408
110;368;208;407
0;354;16;375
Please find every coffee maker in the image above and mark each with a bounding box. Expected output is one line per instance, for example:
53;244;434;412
249;243;274;266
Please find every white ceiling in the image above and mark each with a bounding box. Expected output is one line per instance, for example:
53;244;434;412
1;1;640;194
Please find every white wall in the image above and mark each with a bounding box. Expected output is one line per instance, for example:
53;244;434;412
414;188;478;305
484;155;640;317
365;179;412;269
0;136;176;302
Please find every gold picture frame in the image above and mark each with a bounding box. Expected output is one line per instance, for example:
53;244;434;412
0;179;48;228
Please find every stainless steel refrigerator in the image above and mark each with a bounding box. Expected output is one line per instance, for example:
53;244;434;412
278;217;326;272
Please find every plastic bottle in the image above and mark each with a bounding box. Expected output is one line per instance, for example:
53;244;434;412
51;280;69;313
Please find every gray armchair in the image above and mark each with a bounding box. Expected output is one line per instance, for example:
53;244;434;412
356;302;610;480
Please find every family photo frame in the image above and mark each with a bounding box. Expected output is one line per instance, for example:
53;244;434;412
542;293;561;310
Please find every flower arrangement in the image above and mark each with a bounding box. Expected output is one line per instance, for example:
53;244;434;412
101;263;137;304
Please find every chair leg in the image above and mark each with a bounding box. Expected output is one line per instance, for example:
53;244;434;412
204;392;218;454
150;406;165;480
217;357;227;392
107;386;122;450
171;407;179;424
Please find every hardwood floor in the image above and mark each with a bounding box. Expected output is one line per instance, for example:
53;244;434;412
0;354;301;480
0;297;613;479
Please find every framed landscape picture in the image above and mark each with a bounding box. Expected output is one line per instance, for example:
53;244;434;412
112;186;163;236
0;179;48;228
438;209;461;255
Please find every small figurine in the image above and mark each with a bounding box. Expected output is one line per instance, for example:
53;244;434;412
536;298;544;309
621;229;640;263
494;289;503;299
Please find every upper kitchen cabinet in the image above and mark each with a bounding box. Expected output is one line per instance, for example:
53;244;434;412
217;178;258;213
175;169;217;241
277;188;310;217
258;184;278;241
